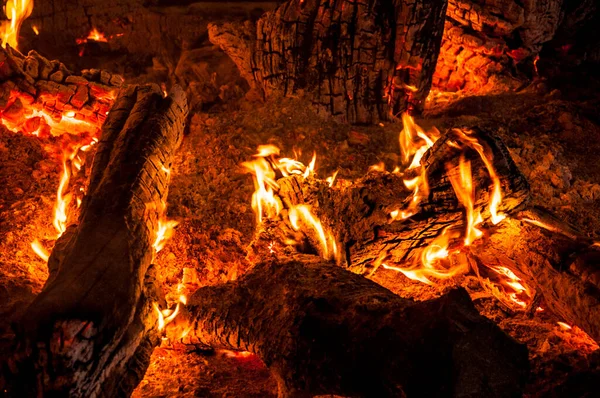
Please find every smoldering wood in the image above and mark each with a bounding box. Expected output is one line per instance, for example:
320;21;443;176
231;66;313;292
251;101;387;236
470;207;600;343
0;45;122;133
1;84;188;397
166;256;529;398
250;126;530;274
209;0;448;124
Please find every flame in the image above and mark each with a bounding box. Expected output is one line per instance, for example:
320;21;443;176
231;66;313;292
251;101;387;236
448;156;483;246
326;170;339;187
488;265;532;308
154;218;179;253
0;0;34;49
557;321;572;331
451;129;506;225
289;204;338;262
31;24;38;35
31;239;49;262
242;153;281;224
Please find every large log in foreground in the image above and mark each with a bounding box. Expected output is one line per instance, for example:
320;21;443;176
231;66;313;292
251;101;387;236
167;256;529;397
209;0;448;124
1;84;188;396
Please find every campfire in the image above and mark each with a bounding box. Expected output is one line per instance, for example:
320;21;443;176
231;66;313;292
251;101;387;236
1;0;600;396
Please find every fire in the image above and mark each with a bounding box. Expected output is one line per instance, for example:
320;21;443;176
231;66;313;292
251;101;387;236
31;239;49;262
289;204;338;262
76;27;124;56
153;218;179;253
448;156;483;246
398;113;439;170
0;0;34;49
487;265;532;308
242;149;282;224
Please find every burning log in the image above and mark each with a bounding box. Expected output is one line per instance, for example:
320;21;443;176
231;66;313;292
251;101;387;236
1;83;188;396
0;44;122;136
249;125;530;274
209;0;448;124
471;207;600;343
166;256;529;397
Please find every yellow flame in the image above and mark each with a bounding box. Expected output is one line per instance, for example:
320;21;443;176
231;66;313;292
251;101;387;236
488;265;532;308
31;239;49;262
557;321;572;331
0;0;34;49
448;156;483;246
154;218;178;253
288;204;338;262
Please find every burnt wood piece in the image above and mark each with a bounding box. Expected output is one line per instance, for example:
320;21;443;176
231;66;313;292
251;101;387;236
1;84;188;397
471;207;600;343
166;256;529;397
0;45;122;134
250;127;530;274
433;0;563;91
209;0;448;124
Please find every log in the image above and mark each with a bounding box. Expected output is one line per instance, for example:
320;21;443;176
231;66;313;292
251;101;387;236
470;207;600;343
166;256;529;397
0;45;122;135
209;0;448;124
0;83;188;396
250;126;530;274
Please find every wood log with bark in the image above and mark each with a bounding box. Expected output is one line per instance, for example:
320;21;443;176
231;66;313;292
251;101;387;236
0;83;188;397
247;123;600;346
0;45;122;135
166;256;529;397
209;0;448;124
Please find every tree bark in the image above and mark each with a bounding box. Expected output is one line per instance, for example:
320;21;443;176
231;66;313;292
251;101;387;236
167;256;529;398
209;0;448;124
0;45;122;135
1;84;188;397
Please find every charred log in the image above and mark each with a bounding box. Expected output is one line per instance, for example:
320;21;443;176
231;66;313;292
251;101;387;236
167;256;529;397
250;126;530;274
209;0;448;124
0;45;122;135
471;207;600;343
1;84;188;396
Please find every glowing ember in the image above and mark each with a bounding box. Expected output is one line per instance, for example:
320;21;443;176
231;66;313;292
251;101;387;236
76;27;124;56
0;0;34;49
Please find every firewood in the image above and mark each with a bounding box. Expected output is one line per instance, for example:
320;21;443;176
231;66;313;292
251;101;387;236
250;126;530;273
1;84;188;397
166;256;529;398
0;45;122;134
209;0;448;124
471;207;600;343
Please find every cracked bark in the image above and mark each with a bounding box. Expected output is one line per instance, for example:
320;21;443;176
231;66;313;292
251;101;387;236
209;0;448;124
0;84;188;397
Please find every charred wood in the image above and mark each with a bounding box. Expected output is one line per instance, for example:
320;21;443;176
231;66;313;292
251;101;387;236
1;83;188;397
209;0;448;124
167;256;529;397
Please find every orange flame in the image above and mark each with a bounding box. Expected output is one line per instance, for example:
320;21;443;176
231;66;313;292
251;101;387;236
488;265;532;308
154;218;178;253
289;204;339;262
31;239;49;262
0;0;34;49
448;156;483;246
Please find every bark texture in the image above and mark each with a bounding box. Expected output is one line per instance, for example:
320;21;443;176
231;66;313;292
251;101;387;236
167;256;529;397
433;0;563;91
1;84;188;397
0;45;122;135
250;126;530;273
210;0;448;124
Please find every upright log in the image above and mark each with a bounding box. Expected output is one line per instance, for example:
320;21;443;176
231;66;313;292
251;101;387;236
209;0;448;124
1;84;188;396
167;256;529;397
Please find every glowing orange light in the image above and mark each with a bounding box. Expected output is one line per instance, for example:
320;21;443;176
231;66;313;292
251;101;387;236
448;156;483;246
31;239;49;262
0;0;34;49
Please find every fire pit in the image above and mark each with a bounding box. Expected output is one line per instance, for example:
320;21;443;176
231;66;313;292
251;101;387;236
1;0;600;396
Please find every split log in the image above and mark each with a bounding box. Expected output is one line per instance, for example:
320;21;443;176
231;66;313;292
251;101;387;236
470;207;600;343
250;126;530;273
0;45;122;135
166;256;529;397
0;83;188;396
209;0;448;124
